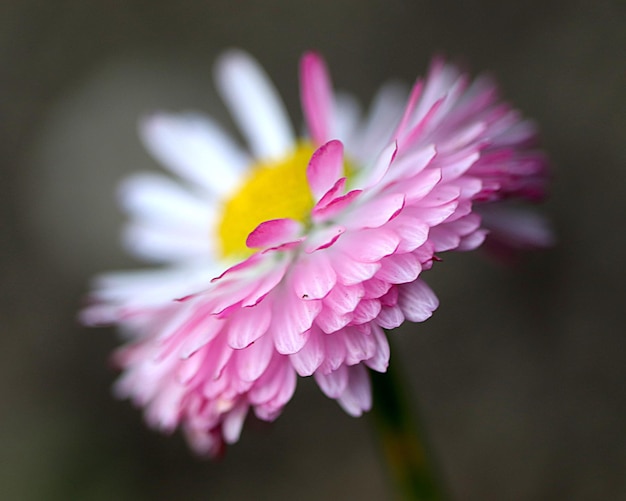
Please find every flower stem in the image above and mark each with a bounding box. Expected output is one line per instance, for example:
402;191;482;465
370;349;446;501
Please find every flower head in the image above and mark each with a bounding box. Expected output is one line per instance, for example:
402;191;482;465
83;50;549;456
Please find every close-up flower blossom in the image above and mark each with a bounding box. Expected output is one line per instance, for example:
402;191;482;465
82;49;550;456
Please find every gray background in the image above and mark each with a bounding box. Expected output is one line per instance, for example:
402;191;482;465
1;0;625;499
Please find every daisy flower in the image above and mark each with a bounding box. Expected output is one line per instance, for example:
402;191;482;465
82;50;549;456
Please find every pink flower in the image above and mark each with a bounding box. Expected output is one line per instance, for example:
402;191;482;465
83;50;549;456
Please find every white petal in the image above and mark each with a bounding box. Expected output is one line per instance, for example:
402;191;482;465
352;81;408;162
332;92;362;145
215;49;294;160
122;221;213;263
140;112;249;196
86;262;220;309
356;141;397;190
119;172;215;229
119;174;217;261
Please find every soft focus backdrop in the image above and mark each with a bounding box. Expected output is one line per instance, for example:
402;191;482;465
2;1;625;499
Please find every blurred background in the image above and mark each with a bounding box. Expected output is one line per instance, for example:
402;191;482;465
1;0;625;499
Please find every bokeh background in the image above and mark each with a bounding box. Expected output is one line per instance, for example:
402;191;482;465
2;0;625;499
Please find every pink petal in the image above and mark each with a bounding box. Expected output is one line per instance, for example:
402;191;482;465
416;200;460;227
336;365;372;417
177;350;205;385
246;218;302;249
177;310;223;359
304;224;346;253
318;334;347;374
358;141;398;189
375;253;422;284
222;401;249;444
206;334;236;380
452;176;483;200
362;278;392;299
312;189;362;223
400;96;446;148
300;51;333;145
289;328;324;376
270;367;298;410
291;251;337;300
457;229;487;251
380;286;398;307
427;226;462;252
145;382;185;432
342;326;377;365
351;298;382;325
314;364;348;398
364;325;390;373
235;335;274;382
398;279;439;322
388;218;430;253
201;370;228;399
386;144;436;182
376;305;405;329
210;252;263;283
345;193;405;230
438;122;487;152
241;257;290;306
209;279;265;316
446;213;482;236
227;300;272;349
323;282;365;315
271;290;321;354
339;228;400;263
247;359;283;405
418;184;460;208
393;79;424;140
307;140;344;201
333;254;381;286
315;177;346;210
403;169;443;203
255;363;297;420
314;305;352;334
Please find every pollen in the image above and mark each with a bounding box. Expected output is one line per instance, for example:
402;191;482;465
217;142;317;258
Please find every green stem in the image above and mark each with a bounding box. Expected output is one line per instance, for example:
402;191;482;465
370;345;446;501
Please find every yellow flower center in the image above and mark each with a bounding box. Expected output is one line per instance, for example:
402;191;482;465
217;142;317;259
